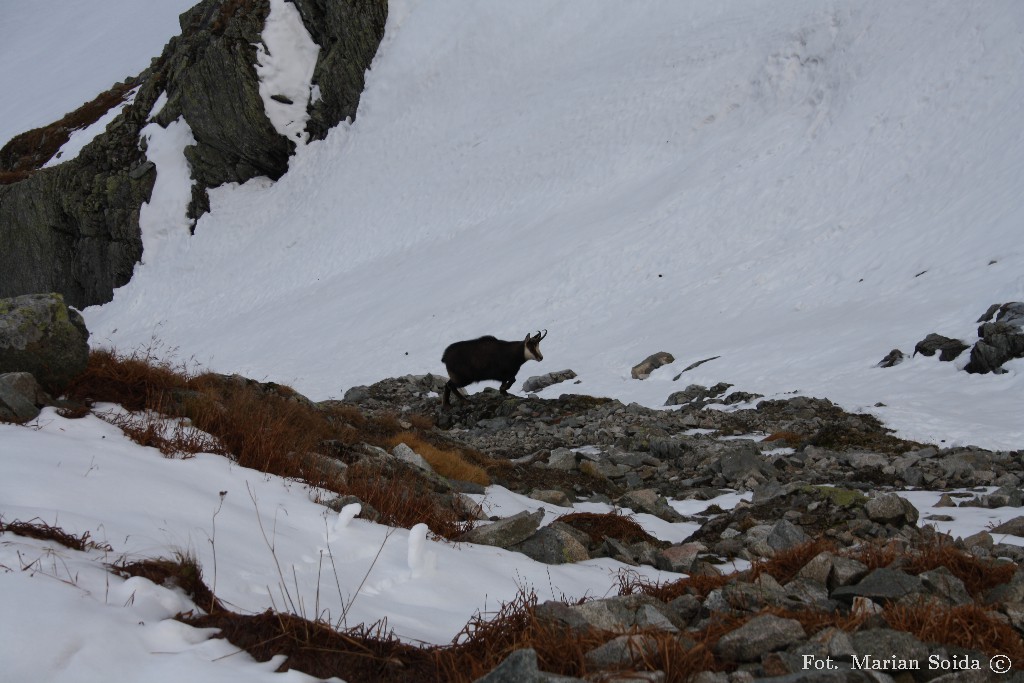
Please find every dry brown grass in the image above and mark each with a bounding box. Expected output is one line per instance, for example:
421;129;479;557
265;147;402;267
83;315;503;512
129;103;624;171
115;553;224;615
0;81;136;183
846;537;1016;599
63;348;475;540
0;517;112;553
387;431;490;486
750;538;837;586
883;601;1024;664
555;510;664;547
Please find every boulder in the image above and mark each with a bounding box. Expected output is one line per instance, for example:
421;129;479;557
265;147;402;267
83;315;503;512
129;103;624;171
0;293;89;395
864;492;919;526
512;526;589;565
913;333;969;362
713;614;805;662
965;302;1024;374
522;369;577;393
631;352;674;380
460;509;544;549
0;372;51;423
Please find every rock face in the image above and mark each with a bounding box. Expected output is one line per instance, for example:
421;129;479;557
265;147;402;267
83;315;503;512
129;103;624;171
884;302;1024;375
965;302;1024;374
0;0;387;308
0;293;89;395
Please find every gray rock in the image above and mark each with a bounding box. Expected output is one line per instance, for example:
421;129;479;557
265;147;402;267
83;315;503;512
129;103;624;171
0;372;50;423
864;493;919;526
718;443;768;484
849;628;929;670
528;489;572;507
536;595;679;634
511;525;589;565
472;647;584;683
657;542;706;573
766;519;810;553
966;302;1024;373
831;568;924;603
877;349;905;368
631;352;674;380
913;333;969;361
713;614;805;662
583;634;659;669
919;566;973;605
0;293;89;395
990;516;1024;536
522;369;577;393
460;509;544;549
545;448;578;471
391;442;433;472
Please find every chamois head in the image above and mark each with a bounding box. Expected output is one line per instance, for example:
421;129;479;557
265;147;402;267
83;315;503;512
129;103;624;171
524;330;547;361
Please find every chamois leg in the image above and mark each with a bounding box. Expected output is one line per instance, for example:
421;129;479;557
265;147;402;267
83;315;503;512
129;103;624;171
443;380;468;409
499;378;516;395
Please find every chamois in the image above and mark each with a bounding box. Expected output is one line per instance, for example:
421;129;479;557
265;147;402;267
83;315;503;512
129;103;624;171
441;330;546;409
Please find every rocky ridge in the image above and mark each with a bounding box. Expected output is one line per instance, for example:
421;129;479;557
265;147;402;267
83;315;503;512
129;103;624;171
0;0;387;308
340;373;1024;681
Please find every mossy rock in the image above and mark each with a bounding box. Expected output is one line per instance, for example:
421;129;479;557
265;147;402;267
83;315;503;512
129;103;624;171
0;293;89;395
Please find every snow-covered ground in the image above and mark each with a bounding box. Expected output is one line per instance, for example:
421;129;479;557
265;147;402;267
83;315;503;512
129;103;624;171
75;0;1024;451
3;0;1024;680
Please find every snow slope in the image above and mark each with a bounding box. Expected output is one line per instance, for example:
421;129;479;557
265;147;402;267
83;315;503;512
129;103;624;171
2;3;1024;677
70;0;1024;450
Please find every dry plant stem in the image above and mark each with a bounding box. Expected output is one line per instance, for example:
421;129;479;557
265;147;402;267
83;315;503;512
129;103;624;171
247;482;297;614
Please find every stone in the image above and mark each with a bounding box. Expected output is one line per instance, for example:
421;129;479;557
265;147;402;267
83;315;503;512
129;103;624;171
631;352;675;379
471;648;583;683
522;369;577;393
511;526;589;565
528;489;572;507
913;333;969;361
965;304;1024;373
460;509;544;549
0;372;51;423
545;448;578;471
657;542;706;573
831;568;924;603
391;442;433;472
0;293;89;395
877;348;905;368
536;595;679;634
584;634;659;669
765;519;809;553
990;516;1024;536
864;492;919;526
713;614;805;662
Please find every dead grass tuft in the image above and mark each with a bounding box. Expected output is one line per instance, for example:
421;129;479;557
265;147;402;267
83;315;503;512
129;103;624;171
188;610;440;682
345;462;470;539
751;538;837;586
555;510;664;547
0;517;112;553
0;80;136;183
387;431;490;486
900;541;1017;598
618;569;735;603
63;348;475;540
883;600;1024;664
115;553;223;614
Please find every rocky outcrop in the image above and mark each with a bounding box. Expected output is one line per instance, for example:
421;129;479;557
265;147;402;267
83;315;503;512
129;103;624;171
0;0;387;308
0;293;89;396
965;302;1024;374
883;302;1024;375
